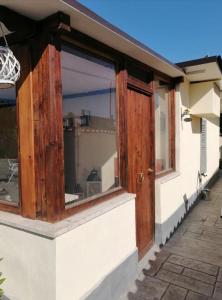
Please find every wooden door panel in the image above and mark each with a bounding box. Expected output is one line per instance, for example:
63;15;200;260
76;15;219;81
127;87;154;258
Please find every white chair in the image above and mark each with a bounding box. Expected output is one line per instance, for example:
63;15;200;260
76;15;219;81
8;159;18;183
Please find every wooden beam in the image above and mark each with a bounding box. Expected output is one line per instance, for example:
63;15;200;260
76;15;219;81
0;6;36;35
16;44;37;219
174;76;184;84
31;34;65;222
39;12;71;33
0;10;70;46
117;67;128;189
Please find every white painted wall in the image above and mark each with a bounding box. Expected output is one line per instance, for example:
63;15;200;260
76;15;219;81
76;130;117;195
190;82;220;118
0;195;136;300
55;198;136;300
155;78;220;244
0;225;56;300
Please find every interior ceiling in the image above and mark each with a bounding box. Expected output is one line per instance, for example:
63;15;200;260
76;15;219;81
0;0;184;78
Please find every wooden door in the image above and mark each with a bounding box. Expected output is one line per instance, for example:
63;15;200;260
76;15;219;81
127;85;154;259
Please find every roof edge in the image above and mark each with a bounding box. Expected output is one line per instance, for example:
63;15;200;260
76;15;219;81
63;0;184;75
177;56;222;74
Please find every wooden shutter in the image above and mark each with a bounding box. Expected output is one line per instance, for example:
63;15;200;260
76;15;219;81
200;118;207;173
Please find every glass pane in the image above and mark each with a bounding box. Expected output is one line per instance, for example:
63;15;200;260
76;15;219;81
61;48;119;205
155;81;170;173
0;87;19;204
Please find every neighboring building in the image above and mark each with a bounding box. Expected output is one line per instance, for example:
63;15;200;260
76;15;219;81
0;1;221;300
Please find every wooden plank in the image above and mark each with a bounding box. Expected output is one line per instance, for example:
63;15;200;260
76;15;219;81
117;67;128;188
16;44;36;219
31;35;65;222
31;35;47;218
45;43;65;221
127;75;153;95
127;85;154;258
0;202;20;214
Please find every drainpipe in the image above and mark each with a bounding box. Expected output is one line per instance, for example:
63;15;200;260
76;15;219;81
198;171;210;200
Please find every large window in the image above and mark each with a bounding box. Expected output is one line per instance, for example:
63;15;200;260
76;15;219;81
61;47;119;205
0;87;19;204
155;79;175;175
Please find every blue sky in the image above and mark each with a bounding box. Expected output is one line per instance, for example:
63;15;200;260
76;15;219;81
77;0;222;63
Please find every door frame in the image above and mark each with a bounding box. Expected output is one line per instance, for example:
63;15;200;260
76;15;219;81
127;75;155;258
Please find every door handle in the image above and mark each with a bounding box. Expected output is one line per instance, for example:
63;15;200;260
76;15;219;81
137;172;144;183
147;168;154;175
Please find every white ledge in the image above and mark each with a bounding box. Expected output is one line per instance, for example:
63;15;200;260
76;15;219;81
0;192;136;239
155;171;181;185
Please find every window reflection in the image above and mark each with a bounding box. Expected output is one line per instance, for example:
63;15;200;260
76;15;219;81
0;87;19;204
62;48;119;205
155;80;170;173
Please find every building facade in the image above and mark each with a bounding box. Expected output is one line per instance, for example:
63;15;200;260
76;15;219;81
0;1;221;299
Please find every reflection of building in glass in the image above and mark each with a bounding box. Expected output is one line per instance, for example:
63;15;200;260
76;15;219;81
62;48;118;204
0;88;19;204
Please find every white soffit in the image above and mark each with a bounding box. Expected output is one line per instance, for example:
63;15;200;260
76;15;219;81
184;62;222;90
185;62;222;82
0;0;184;78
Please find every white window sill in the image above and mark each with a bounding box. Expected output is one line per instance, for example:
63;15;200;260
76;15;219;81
0;192;136;239
155;171;180;185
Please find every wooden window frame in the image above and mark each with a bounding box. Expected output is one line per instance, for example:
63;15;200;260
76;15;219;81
154;77;176;178
59;38;127;219
0;44;36;217
0;26;129;222
0;9;178;221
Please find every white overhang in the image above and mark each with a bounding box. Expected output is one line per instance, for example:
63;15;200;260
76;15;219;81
0;0;184;78
177;57;222;117
177;57;222;90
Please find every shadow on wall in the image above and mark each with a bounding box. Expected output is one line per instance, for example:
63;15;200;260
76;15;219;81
155;169;219;245
206;116;219;127
183;194;189;213
190;115;219;134
180;112;200;134
2;295;11;300
191;116;200;134
220;142;222;160
155;189;198;246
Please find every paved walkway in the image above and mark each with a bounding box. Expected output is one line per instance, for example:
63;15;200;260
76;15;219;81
127;175;222;300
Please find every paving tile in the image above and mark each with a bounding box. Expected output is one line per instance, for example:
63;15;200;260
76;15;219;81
143;250;170;276
184;231;202;240
165;236;222;269
186;291;209;300
202;226;222;236
187;224;203;234
125;178;222;300
128;291;147;300
162;262;183;274
167;255;218;276
203;216;217;226
213;281;222;299
182;268;216;284
217;268;222;282
161;284;187;300
129;276;168;300
199;232;222;246
155;269;214;296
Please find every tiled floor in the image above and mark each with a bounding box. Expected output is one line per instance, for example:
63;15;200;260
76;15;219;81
126;176;222;300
